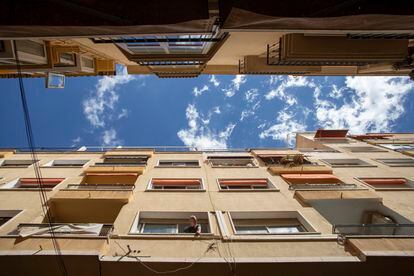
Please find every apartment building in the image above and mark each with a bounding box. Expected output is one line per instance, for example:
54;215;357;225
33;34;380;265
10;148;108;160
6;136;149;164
1;0;414;78
0;130;414;275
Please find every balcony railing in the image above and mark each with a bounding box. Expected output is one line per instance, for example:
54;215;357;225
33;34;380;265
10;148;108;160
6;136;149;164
289;183;358;190
266;41;281;65
9;223;113;237
65;184;135;191
333;223;414;236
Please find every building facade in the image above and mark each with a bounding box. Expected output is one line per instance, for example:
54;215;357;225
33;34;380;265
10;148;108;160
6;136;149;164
1;0;414;78
0;130;414;275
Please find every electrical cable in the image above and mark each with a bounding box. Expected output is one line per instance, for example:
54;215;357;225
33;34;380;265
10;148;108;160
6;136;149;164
13;40;68;276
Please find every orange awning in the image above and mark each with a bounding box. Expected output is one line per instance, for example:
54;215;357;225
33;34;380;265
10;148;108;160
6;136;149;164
361;178;407;185
152;179;201;186
282;174;341;184
219;179;268;186
314;129;348;138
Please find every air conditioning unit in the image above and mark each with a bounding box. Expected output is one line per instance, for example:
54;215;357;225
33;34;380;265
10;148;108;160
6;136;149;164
0;40;48;65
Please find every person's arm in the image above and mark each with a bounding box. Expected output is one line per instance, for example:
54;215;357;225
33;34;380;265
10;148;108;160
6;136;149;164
195;224;201;236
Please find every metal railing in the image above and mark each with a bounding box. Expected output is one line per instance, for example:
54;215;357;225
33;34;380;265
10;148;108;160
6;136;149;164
92;162;146;167
9;223;114;237
267;41;281;65
333;223;414;236
65;184;135;191
289;183;358;190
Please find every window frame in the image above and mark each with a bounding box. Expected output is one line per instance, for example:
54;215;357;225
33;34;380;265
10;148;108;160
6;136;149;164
207;156;258;168
320;158;377;168
375;158;414;167
42;159;90;168
129;211;214;236
0;210;23;229
217;178;278;192
356;177;414;191
0;178;65;191
0;159;38;168
228;211;317;237
155;160;200;168
146;178;205;192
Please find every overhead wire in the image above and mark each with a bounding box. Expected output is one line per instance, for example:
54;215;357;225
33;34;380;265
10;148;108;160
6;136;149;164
13;40;68;276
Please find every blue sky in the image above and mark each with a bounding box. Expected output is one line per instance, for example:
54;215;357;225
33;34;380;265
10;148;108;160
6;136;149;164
1;66;414;149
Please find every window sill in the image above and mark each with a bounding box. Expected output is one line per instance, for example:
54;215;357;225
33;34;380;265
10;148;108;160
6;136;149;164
154;166;201;169
329;165;377;168
0;166;31;169
211;166;259;168
41;166;85;169
126;233;217;239
145;189;206;192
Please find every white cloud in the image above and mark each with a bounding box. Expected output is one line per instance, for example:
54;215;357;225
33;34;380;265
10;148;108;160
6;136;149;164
83;66;135;128
101;128;122;146
222;75;246;97
193;84;209;97
240;101;261;121
314;76;414;134
209;75;220;87
259;110;307;146
117;108;129;119
265;76;314;106
71;136;81;147
212;106;221;114
177;104;235;149
245;88;259;102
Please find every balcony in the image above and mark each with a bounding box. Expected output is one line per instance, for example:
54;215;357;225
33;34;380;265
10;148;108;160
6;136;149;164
269;164;332;175
289;183;358;191
333;223;414;237
9;223;113;237
65;184;134;191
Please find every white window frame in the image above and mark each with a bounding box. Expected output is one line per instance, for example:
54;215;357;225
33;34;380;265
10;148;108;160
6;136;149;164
227;211;318;237
146;178;205;192
217;178;278;192
129;211;214;236
42;159;89;168
155;160;200;168
0;40;47;65
0;178;65;191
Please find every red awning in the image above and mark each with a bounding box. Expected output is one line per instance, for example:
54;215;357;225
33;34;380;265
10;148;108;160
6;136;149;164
281;174;340;184
219;179;268;186
361;178;407;185
20;178;64;184
314;129;348;138
152;179;201;186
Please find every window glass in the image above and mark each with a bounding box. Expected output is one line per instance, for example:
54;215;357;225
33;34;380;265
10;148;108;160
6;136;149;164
140;223;176;234
235;225;268;234
267;226;303;234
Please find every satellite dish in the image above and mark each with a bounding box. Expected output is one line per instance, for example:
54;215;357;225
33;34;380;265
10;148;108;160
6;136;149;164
46;73;65;89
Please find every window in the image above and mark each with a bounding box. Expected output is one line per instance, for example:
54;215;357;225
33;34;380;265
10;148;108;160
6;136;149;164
148;178;203;190
376;158;414;167
218;179;275;190
43;159;89;167
378;144;414;151
157;160;199;167
342;146;387;152
1;178;64;189
321;159;376;167
130;211;212;235
0;210;22;227
229;211;314;235
235;224;305;234
208;156;256;167
58;52;76;66
95;155;148;166
0;159;37;168
82;173;138;185
358;177;414;190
